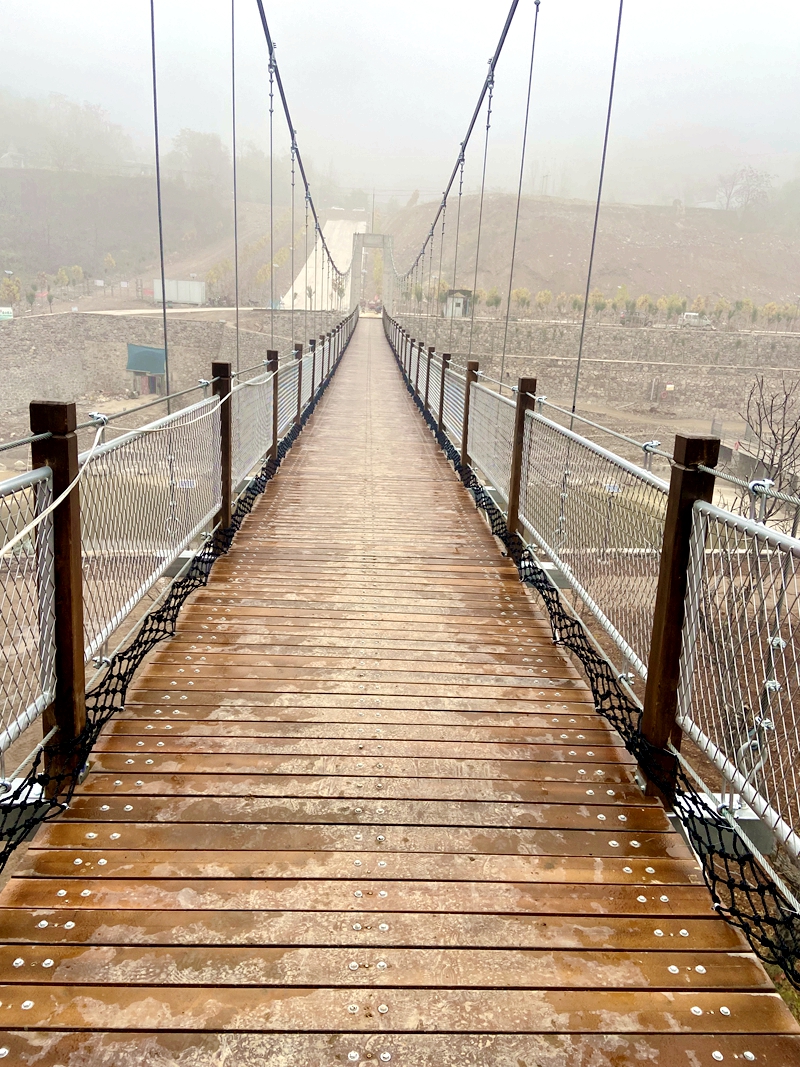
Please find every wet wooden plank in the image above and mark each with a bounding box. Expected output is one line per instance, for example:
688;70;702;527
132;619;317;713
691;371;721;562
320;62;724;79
4;1031;797;1067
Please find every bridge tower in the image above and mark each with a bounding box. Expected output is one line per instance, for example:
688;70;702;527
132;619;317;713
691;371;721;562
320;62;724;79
349;232;395;312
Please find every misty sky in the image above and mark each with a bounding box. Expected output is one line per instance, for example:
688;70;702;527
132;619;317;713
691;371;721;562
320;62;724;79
5;0;800;204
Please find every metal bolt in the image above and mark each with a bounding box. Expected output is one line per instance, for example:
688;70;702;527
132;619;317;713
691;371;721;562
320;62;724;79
743;1053;755;1061
379;890;387;898
608;840;619;847
378;1004;388;1014
376;835;385;842
21;1000;34;1010
124;805;133;812
100;805;110;812
379;923;389;931
630;840;640;848
660;895;670;903
645;866;655;874
712;1053;723;1062
12;958;24;968
37;921;48;929
352;924;362;931
377;961;387;970
348;1054;360;1062
80;890;91;898
349;962;359;971
690;1006;702;1016
57;890;66;897
720;1006;730;1016
348;1004;359;1014
378;861;387;868
623;866;632;873
354;891;363;898
695;965;706;974
64;922;75;929
354;860;362;867
668;965;679;974
42;959;53;968
654;929;664;937
380;1054;391;1063
679;929;689;937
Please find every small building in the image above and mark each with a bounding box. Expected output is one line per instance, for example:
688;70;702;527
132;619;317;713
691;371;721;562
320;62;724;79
443;289;472;318
127;343;166;396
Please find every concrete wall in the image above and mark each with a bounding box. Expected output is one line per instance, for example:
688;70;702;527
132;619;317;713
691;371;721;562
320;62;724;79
0;309;337;420
395;314;800;418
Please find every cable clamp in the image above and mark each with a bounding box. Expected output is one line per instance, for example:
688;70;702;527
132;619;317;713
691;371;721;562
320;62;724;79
88;412;109;426
749;478;775;496
198;379;211;387
642;440;661;454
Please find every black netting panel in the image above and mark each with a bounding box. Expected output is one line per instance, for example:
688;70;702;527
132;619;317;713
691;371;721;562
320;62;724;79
386;321;800;989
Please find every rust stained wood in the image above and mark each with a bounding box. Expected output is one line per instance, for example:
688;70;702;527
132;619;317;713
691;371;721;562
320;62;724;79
0;318;795;1056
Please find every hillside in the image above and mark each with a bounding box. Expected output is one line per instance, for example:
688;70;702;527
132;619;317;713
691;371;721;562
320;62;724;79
385;193;800;307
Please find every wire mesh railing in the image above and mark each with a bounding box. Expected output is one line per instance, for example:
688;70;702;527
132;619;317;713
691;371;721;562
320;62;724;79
427;356;443;425
79;396;222;660
442;368;466;445
0;468;57;756
231;368;274;488
519;410;669;678
301;353;313;408
277;361;299;438
677;501;800;858
467;383;515;501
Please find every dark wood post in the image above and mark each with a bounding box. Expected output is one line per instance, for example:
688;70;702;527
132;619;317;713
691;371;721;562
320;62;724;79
294;343;303;425
267;350;279;458
29;401;86;780
212;361;232;529
438;353;451;433
423;346;434;412
641;434;719;802
460;360;479;470
507;377;537;535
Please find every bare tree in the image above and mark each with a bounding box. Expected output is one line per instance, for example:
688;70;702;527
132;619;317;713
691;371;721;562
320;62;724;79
717;166;773;212
728;377;800;528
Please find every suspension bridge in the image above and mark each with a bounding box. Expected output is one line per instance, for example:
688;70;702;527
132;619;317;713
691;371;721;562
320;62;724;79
2;2;800;1065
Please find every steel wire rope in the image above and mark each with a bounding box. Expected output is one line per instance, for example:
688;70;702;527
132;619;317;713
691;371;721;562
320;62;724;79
231;0;241;373
433;202;446;348
304;194;309;344
396;0;520;280
269;51;275;347
290;140;296;348
570;0;624;428
148;0;170;408
447;155;465;352
466;72;494;359
500;0;541;391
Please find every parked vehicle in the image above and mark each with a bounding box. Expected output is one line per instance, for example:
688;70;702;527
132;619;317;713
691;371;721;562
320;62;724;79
679;311;715;329
619;309;652;327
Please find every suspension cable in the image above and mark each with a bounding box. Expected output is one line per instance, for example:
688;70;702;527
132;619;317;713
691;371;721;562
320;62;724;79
290;139;296;348
447;155;465;351
231;0;240;373
433;203;446;348
396;0;520;278
268;52;275;347
467;73;494;358
254;0;346;279
148;0;170;410
570;0;624;429
500;0;541;389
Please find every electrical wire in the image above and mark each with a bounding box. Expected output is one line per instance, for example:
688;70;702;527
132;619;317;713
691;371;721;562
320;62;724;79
500;0;541;389
570;0;624;428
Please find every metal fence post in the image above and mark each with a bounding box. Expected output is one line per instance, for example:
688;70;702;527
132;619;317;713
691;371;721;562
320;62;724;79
30;401;86;782
507;377;537;535
424;346;434;412
460;360;479;471
294;343;303;425
641;434;719;801
267;350;279;459
438;353;451;433
212;361;232;530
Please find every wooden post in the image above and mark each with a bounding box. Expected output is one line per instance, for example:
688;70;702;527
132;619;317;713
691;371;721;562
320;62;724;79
460;360;479;471
507;377;537;535
30;401;86;780
267;350;279;459
294;343;303;425
641;434;719;801
438;353;451;433
423;346;434;412
212;361;232;529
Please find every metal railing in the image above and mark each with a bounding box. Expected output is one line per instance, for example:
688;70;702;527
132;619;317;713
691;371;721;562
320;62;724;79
442;368;466;446
520;409;668;678
79;396;223;660
677;502;800;858
0;468;56;756
468;383;516;503
1;305;358;789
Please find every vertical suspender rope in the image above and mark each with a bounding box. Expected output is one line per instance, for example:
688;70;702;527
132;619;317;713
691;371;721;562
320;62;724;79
467;72;495;359
290;139;296;349
570;0;624;428
269;55;275;348
447;154;465;352
500;0;540;392
304;194;309;342
231;0;240;374
433;203;446;348
149;0;170;410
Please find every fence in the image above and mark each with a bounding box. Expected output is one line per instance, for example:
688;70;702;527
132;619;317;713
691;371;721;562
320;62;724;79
383;307;800;977
0;469;56;758
0;306;358;792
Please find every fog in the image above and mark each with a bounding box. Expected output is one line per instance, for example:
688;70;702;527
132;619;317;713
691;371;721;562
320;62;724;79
3;0;799;206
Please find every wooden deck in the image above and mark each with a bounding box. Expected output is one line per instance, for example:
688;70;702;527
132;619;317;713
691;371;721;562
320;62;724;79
1;317;798;1065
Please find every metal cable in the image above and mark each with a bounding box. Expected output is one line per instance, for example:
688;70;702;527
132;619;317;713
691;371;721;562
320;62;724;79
467;73;494;358
447;155;465;351
500;0;541;389
231;0;241;373
269;52;275;344
149;0;171;409
570;0;624;428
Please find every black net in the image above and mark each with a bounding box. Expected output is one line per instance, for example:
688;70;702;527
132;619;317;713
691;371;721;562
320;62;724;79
0;355;342;872
390;327;800;989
